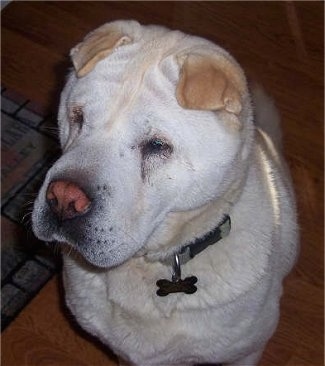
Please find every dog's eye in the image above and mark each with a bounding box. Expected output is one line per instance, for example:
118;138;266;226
70;106;84;127
141;138;173;158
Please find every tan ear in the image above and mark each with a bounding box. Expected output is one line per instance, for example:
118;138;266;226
176;54;242;114
71;26;132;78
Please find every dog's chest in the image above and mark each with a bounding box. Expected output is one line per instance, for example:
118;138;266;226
63;258;209;362
63;251;278;365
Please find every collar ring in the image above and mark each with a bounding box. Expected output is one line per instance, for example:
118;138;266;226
172;253;181;282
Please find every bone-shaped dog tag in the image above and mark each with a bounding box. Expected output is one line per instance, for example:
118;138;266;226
156;276;198;296
156;253;198;296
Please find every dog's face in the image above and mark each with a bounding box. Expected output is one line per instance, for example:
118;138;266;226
32;20;252;268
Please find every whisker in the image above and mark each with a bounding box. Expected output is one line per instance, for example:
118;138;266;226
41;125;58;132
21;210;32;225
40;126;59;137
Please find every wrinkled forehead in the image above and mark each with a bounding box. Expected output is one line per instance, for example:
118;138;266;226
65;43;180;112
62;21;246;122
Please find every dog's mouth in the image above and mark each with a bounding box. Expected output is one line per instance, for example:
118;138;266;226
33;201;144;269
58;242;113;270
47;222;135;268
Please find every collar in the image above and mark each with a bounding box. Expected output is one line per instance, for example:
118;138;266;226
156;215;231;296
172;214;231;266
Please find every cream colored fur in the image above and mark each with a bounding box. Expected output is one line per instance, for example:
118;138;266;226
32;20;298;366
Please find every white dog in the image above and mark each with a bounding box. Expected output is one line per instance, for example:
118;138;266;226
32;20;298;366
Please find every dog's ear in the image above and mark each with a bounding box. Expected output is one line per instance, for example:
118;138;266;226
70;24;132;78
176;54;244;115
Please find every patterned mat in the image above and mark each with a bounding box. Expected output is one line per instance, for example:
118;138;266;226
1;87;61;330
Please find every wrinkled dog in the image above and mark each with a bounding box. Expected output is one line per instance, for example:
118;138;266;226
32;20;298;366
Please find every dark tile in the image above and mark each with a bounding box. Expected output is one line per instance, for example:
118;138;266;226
1;283;30;318
12;260;52;293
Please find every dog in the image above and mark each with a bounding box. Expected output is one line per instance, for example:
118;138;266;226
32;20;298;366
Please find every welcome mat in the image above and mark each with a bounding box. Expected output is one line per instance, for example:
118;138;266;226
1;87;61;330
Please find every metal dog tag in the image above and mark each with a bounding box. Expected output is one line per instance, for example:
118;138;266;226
156;253;198;296
156;276;198;296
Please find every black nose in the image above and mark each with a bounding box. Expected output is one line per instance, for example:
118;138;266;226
46;180;91;221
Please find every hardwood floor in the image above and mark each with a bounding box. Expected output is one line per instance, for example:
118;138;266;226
1;2;323;365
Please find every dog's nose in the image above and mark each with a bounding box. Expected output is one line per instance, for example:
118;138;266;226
46;180;91;221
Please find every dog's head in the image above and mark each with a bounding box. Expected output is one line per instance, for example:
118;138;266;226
32;20;253;268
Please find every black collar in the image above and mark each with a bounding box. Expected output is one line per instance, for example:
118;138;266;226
176;214;231;265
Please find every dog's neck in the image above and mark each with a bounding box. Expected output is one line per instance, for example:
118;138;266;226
164;213;231;265
140;167;247;264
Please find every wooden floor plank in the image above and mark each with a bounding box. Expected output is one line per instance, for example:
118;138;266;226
2;276;118;366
